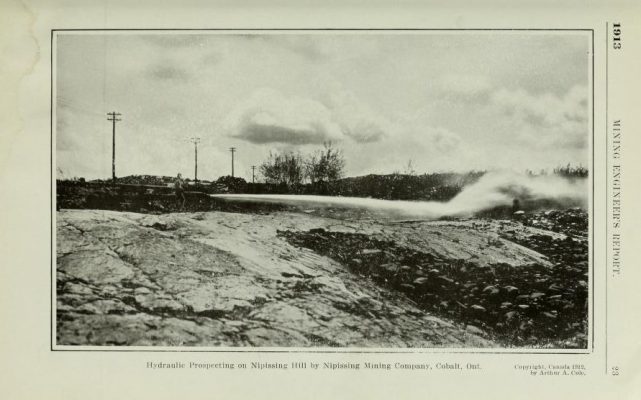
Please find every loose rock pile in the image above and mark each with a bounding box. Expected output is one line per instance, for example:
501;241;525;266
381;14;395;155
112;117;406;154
279;227;588;348
115;175;173;186
522;208;588;239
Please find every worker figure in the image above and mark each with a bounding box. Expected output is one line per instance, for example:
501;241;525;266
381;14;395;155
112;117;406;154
512;198;525;220
174;173;186;210
512;198;521;213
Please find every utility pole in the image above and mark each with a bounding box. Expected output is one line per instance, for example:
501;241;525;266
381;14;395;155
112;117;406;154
229;147;236;177
190;137;201;183
251;165;256;183
107;111;122;183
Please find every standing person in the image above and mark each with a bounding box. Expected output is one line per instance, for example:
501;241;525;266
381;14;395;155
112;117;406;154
174;173;186;210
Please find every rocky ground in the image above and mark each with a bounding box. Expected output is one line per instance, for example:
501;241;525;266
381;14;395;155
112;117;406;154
56;207;588;348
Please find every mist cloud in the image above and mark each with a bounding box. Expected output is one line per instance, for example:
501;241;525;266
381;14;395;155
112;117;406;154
214;170;587;219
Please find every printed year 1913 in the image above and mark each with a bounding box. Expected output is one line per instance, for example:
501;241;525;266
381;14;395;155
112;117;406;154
612;23;622;49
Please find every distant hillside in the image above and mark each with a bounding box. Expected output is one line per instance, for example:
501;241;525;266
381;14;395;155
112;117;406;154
90;175;181;186
66;168;587;204
328;172;486;201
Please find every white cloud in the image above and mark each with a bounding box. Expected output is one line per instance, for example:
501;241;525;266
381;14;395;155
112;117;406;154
226;88;392;145
329;89;390;143
490;84;589;149
56;33;590;178
225;88;344;145
431;127;462;153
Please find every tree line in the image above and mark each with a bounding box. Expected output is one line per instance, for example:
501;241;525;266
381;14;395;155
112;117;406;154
259;142;346;186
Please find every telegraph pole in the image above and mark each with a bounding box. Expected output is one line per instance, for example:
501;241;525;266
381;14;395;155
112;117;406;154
107;112;122;183
251;165;256;183
229;147;236;177
190;137;201;183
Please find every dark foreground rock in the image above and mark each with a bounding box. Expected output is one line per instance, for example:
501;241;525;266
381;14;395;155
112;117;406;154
278;218;588;348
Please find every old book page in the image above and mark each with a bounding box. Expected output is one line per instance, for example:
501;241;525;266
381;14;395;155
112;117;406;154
0;0;639;399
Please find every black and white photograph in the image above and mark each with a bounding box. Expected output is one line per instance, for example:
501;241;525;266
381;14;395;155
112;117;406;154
54;31;591;349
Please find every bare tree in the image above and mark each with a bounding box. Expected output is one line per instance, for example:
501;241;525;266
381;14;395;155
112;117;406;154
306;142;345;183
260;143;345;188
260;151;305;186
403;159;416;176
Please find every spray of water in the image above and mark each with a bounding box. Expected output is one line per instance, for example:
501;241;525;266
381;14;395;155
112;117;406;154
211;170;587;219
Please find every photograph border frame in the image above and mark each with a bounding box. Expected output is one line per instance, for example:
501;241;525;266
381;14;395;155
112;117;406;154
50;28;596;355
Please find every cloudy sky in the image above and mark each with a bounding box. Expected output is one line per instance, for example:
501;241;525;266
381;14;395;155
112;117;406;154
56;32;591;181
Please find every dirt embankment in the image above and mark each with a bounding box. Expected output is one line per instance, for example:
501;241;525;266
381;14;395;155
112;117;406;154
57;182;286;214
